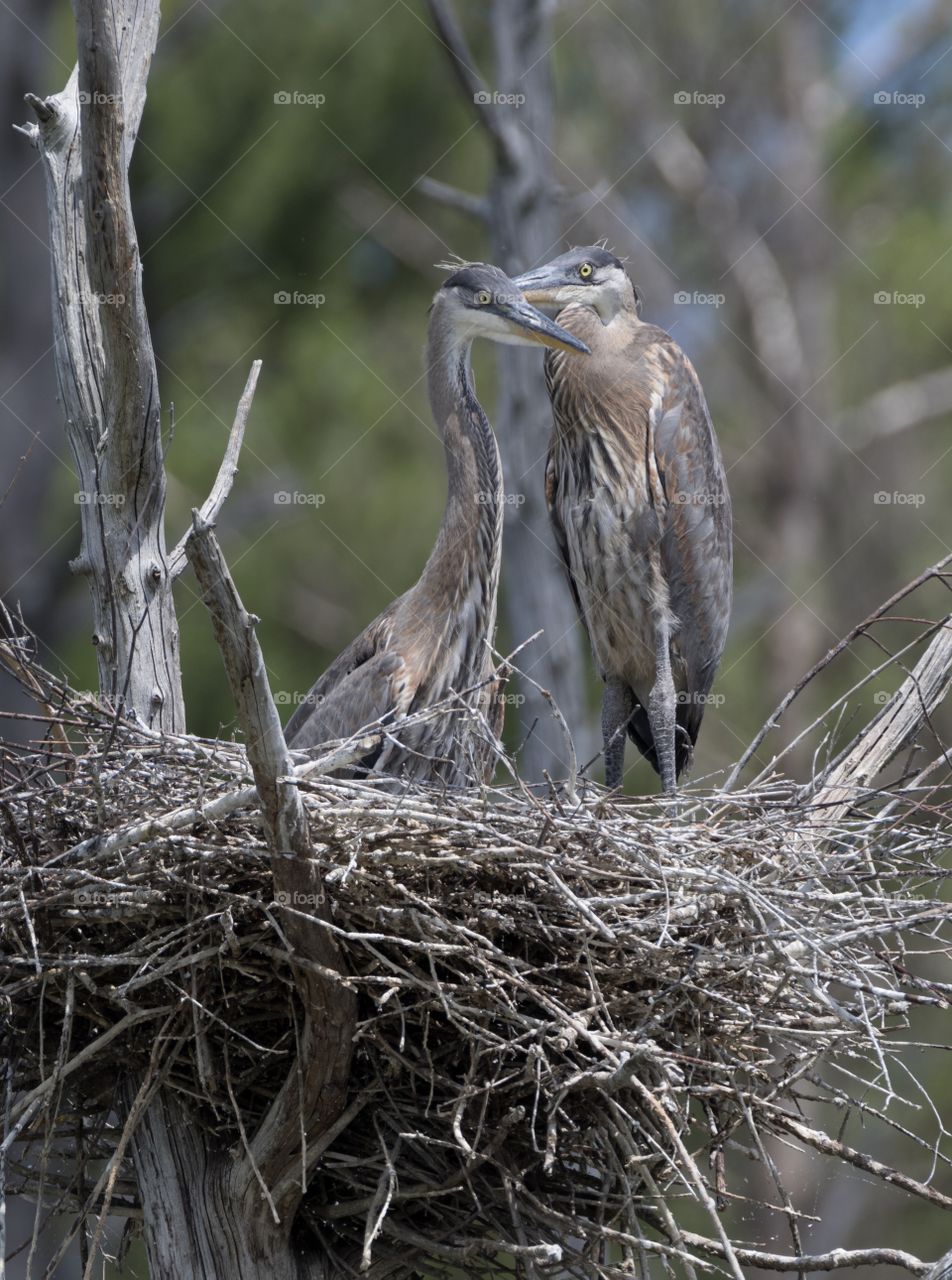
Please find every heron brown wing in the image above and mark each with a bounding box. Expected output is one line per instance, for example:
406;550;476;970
652;351;733;742
283;607;406;751
544;447;585;622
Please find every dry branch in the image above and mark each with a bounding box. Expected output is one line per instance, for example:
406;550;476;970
809;615;952;821
927;1248;952;1280
726;551;952;788
424;0;518;165
837;365;952;446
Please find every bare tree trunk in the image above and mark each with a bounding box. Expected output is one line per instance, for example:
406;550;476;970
488;0;598;781
131;1090;323;1280
0;0;77;691
20;0;183;731
425;0;597;782
759;9;838;745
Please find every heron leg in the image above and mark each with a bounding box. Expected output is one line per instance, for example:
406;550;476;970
648;621;678;796
602;679;635;790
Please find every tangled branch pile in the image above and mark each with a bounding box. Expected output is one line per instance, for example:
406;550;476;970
2;685;950;1278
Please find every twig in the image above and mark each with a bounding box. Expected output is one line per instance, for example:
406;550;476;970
415;177;490;222
808;616;952;823
727;554;952;789
423;0;518;165
771;1110;952;1210
168;361;261;580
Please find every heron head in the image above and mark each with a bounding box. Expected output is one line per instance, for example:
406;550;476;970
437;263;590;355
513;246;639;323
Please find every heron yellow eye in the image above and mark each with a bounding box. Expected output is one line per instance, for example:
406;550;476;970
476;289;492;305
579;262;594;279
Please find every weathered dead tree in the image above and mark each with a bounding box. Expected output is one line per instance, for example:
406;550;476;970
4;2;952;1277
17;0;183;731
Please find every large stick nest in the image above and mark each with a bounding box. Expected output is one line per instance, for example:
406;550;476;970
2;688;951;1278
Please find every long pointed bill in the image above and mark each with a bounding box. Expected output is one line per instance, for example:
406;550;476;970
511;267;574;306
502;298;589;354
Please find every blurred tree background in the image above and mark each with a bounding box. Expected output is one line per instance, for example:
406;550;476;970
1;0;950;1275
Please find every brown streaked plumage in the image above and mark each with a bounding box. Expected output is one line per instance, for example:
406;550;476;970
284;264;589;786
515;247;732;794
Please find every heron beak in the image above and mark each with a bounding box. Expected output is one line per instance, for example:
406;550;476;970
504;298;590;355
511;267;573;306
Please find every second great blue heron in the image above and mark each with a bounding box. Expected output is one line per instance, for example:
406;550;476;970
514;247;732;795
285;264;589;784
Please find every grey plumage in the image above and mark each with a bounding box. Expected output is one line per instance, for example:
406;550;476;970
515;247;732;793
285;264;589;786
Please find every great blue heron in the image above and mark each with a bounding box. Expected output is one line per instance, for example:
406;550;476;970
284;264;589;784
513;247;732;795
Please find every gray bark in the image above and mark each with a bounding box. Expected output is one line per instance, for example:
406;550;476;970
760;8;838;728
0;0;76;699
130;1089;321;1280
488;0;599;782
19;0;184;730
926;1248;952;1280
809;614;952;824
425;0;598;783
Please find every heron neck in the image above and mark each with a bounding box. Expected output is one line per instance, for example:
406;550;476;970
419;312;503;626
593;276;640;324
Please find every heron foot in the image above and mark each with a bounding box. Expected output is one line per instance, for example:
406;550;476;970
649;629;678;798
602;680;635;791
648;692;677;794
